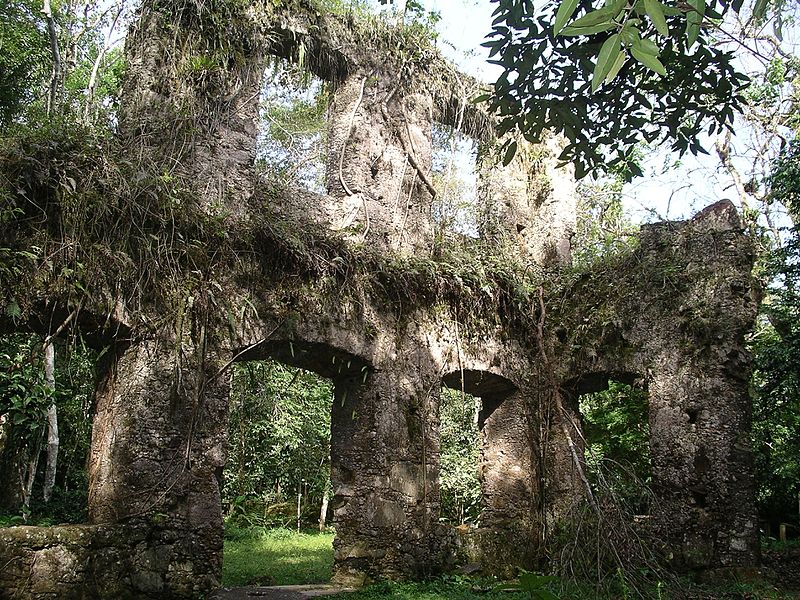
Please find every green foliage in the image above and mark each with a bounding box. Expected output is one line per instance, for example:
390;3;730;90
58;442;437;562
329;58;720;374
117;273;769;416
0;0;49;126
580;380;651;511
0;334;54;438
439;387;482;524
495;571;561;600
572;172;639;268
431;124;480;241
768;141;800;222
751;227;800;523
223;360;333;525
0;0;127;130
0;333;97;521
328;576;527;600
222;527;335;586
484;0;750;179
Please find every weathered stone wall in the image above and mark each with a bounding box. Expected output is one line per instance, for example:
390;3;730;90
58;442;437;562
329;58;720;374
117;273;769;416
0;0;761;597
0;519;219;599
478;134;577;267
552;200;760;570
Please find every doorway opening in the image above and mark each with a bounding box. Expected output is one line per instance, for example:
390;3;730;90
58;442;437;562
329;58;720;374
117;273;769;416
222;357;335;587
0;332;98;526
438;385;482;526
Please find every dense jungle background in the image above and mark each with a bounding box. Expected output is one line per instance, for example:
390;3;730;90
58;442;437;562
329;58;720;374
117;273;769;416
1;0;799;597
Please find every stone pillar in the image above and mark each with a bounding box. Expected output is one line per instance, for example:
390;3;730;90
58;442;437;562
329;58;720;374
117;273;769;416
87;337;229;594
542;390;586;528
477;390;540;572
330;368;440;584
477;135;576;266
325;73;435;254
648;358;759;571
119;0;265;214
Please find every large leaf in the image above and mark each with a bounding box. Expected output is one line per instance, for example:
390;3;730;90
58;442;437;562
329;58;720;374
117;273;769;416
561;22;617;36
592;34;622;91
633;36;660;55
643;0;669;36
686;0;705;48
553;0;580;35
605;50;628;82
631;45;666;75
566;0;627;29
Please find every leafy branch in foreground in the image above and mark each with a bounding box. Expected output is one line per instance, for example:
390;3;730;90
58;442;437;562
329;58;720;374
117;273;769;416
484;0;753;179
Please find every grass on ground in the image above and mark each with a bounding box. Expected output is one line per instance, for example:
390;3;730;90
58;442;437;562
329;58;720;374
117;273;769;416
222;525;334;587
328;577;527;600
222;527;799;599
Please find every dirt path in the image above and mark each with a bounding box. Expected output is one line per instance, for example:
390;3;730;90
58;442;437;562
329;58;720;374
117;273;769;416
211;584;355;600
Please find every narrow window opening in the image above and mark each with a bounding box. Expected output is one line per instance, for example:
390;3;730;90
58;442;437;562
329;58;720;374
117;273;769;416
431;123;479;241
438;385;482;526
256;60;329;194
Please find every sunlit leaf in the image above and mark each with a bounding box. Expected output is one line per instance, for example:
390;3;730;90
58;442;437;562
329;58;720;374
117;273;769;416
631;46;666;75
561;22;617;36
686;0;705;48
554;0;580;35
605;50;628;82
592;34;621;92
643;0;669;36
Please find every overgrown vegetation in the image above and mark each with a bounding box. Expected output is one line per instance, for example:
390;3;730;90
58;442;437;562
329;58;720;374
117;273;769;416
0;0;798;597
0;333;96;521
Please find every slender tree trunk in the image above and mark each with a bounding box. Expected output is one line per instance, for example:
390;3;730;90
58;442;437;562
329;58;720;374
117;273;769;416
43;342;59;503
21;433;42;519
318;488;329;531
42;0;63;115
84;1;125;121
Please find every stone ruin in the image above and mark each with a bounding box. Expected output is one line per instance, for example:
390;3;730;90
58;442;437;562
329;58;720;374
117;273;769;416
0;1;760;597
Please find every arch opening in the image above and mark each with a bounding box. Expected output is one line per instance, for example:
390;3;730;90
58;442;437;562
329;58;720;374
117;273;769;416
0;331;100;526
222;340;372;586
223;357;335;586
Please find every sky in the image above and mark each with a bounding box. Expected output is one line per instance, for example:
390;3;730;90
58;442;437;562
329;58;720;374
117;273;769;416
375;0;797;228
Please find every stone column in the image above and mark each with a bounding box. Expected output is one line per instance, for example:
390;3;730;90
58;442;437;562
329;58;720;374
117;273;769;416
119;0;265;215
542;389;586;529
477;390;540;572
87;337;229;594
325;73;435;254
330;368;440;584
477;135;576;266
648;358;759;571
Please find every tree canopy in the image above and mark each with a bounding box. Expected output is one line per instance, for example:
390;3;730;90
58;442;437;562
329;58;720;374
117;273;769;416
483;0;759;178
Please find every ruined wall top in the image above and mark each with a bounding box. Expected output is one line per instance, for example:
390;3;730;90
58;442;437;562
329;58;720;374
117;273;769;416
116;0;577;263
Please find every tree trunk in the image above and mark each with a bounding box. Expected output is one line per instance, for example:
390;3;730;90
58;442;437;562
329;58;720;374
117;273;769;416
22;434;42;518
42;0;63;114
319;488;329;531
43;342;59;503
0;413;9;458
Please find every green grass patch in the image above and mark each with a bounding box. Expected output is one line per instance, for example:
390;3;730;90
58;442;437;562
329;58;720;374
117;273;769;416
222;526;335;586
329;577;527;600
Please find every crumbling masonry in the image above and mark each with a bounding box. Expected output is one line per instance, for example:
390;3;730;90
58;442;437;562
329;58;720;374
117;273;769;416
0;1;760;597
